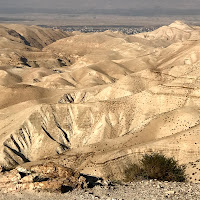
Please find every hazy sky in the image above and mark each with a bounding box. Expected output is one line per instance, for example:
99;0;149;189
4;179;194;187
1;0;200;10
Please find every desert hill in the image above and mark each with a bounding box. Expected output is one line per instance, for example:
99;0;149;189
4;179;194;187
0;24;71;67
0;21;200;183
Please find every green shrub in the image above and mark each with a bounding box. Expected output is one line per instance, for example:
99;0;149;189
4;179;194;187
124;153;186;182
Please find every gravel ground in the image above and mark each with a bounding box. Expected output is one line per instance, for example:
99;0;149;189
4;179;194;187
1;180;200;200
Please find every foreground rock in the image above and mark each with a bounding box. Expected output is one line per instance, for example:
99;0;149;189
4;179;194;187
0;162;88;193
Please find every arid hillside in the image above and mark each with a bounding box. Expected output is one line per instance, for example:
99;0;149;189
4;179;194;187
0;21;200;184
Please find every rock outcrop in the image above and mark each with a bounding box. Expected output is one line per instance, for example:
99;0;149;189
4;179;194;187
0;162;88;193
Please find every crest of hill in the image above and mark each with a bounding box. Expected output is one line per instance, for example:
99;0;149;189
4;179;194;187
0;24;72;67
0;25;35;51
168;20;193;30
44;31;125;57
3;24;70;49
135;20;196;46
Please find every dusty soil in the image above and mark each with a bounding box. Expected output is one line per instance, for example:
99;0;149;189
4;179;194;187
0;180;200;200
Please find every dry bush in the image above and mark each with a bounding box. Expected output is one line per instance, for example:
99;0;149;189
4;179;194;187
124;163;144;182
125;153;186;182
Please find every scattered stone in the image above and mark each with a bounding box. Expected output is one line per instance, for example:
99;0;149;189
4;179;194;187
165;190;176;195
0;166;4;172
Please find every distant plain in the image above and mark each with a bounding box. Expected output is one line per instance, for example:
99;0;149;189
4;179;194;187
1;10;200;26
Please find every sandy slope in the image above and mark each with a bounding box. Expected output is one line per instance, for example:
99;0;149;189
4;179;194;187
0;21;200;183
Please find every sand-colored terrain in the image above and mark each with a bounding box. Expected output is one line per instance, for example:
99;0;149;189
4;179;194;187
0;21;200;186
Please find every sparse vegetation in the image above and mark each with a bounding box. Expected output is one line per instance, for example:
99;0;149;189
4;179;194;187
124;164;144;182
125;153;186;182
